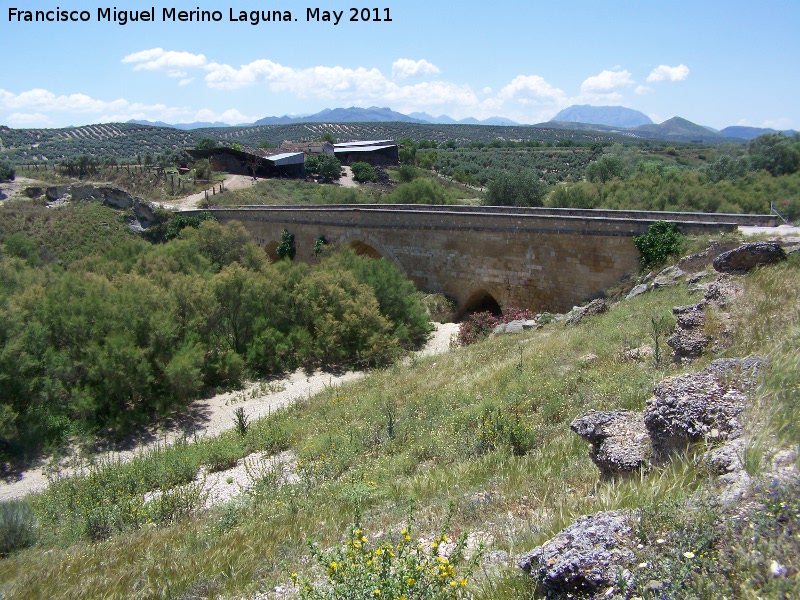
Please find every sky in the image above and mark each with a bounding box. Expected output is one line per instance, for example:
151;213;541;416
1;0;798;130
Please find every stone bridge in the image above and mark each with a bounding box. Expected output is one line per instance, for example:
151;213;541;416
181;205;774;315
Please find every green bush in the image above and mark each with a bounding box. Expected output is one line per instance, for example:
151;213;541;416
351;161;377;183
633;220;685;269
483;169;546;207
0;158;15;182
0;500;37;555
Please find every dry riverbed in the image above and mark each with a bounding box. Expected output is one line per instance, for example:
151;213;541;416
0;322;459;501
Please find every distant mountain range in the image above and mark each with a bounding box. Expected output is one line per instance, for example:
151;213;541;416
551;105;653;128
126;105;796;143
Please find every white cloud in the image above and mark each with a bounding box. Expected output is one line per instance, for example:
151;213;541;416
647;64;689;83
178;78;194;86
121;48;208;78
580;69;634;94
0;87;196;126
192;108;257;124
635;85;653;95
391;58;440;79
7;112;53;126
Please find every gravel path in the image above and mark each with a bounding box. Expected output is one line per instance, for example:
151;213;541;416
0;323;459;501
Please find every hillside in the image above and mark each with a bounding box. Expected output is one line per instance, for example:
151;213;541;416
632;116;727;143
0;219;798;598
0;122;637;165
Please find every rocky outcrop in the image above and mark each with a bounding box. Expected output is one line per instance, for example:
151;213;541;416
667;303;710;362
43;183;159;227
24;186;44;198
652;265;685;289
625;283;648;300
570;411;651;479
564;298;608;325
518;510;638;598
643;359;761;464
712;242;786;274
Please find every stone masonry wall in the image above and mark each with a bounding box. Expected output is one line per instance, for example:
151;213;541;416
182;207;735;314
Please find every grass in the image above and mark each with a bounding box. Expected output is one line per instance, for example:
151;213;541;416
0;248;798;599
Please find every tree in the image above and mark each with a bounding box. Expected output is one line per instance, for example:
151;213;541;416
0;159;14;182
276;229;296;260
351;161;377;183
633;221;684;269
748;133;800;176
483;170;547;207
196;137;217;150
307;154;341;182
586;155;624;183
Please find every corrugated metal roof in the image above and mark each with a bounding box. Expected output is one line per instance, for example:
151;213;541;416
334;140;395;148
334;145;396;153
263;151;305;165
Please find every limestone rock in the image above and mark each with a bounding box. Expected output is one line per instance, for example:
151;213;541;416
652;265;685;289
644;367;749;464
45;185;70;201
621;345;654;362
667;304;709;362
702;438;746;475
712;242;786;273
518;510;638;597
626;283;649;300
570;411;651;479
492;319;537;335
565;298;608;325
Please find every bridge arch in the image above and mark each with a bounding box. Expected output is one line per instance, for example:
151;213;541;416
337;233;406;274
264;240;280;263
461;288;503;317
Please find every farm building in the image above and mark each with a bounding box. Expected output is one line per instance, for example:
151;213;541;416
279;141;335;156
186;147;305;178
333;140;399;166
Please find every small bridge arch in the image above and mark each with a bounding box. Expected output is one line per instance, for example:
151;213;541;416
337;232;406;275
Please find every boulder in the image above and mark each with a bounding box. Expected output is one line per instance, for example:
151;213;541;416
652;265;685;289
492;319;537;335
644;367;749;464
518;510;638;598
625;283;649;300
565;298;608;325
45;185;70;201
712;242;786;273
570;411;651;479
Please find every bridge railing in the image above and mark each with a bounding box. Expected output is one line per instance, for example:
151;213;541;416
204;204;776;227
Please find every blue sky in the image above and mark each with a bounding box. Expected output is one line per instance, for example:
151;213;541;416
1;0;798;130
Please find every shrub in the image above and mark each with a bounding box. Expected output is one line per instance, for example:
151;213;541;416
483;169;546;207
633;220;685;269
457;308;535;346
351;161;377;183
474;406;536;456
276;228;296;260
295;517;481;599
0;500;37;555
0;158;15;182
